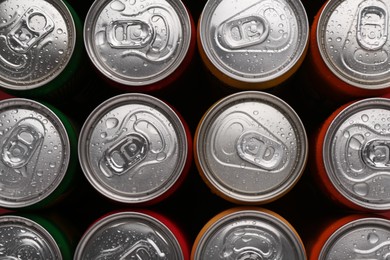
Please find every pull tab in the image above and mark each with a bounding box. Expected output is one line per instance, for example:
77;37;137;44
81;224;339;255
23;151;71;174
218;15;269;49
362;139;390;169
119;239;166;259
357;1;388;51
236;131;284;170
7;6;55;54
100;133;148;177
106;20;153;49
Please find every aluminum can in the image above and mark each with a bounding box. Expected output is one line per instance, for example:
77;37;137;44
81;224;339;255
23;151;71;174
197;0;309;90
194;91;308;204
306;214;390;260
74;209;189;260
311;97;390;212
78;93;192;205
308;0;390;102
0;0;84;98
191;207;306;260
0;98;78;209
84;0;195;93
0;214;73;259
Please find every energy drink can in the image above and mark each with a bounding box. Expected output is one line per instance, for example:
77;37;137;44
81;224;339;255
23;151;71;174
0;98;78;209
194;91;308;204
84;0;195;93
311;97;390;212
308;0;390;102
0;0;84;98
197;0;309;90
191;207;306;260
74;210;190;260
78;93;192;205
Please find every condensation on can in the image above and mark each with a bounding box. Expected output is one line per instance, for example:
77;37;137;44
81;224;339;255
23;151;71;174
83;0;195;93
309;0;390;101
74;210;189;260
311;97;390;212
0;98;77;209
194;91;308;205
191;207;306;260
78;93;192;205
197;0;309;90
0;0;83;98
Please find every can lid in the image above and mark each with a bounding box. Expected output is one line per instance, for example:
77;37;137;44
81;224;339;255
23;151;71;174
195;91;308;204
317;0;390;90
0;0;76;91
0;98;70;208
192;208;306;259
74;211;184;259
78;93;189;204
0;215;62;258
320;217;390;259
198;0;308;86
324;97;390;211
84;0;192;87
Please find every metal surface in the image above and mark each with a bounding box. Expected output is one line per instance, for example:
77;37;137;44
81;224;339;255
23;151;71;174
0;0;76;90
317;0;390;89
195;91;308;204
0;98;70;208
323;97;390;210
78;93;188;204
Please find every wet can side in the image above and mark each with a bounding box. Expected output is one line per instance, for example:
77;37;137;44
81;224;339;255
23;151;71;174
197;0;309;90
0;0;84;99
306;0;390;103
191;206;306;260
194;91;308;205
78;93;192;206
83;0;196;93
74;209;190;260
310;97;390;212
0;98;79;209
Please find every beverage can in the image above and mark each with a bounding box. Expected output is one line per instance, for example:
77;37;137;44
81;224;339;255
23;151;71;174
311;97;390;211
194;91;308;204
84;0;195;93
78;93;192;205
191;207;306;260
197;0;309;90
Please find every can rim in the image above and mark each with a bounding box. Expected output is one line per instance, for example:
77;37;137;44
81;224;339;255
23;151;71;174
74;211;184;259
195;91;308;204
78;93;188;204
83;0;192;87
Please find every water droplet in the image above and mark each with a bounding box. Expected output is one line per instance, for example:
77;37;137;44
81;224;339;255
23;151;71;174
58;49;64;55
57;28;63;34
361;114;369;122
367;232;379;244
353;182;369;196
110;0;125;11
106;118;119;129
100;132;107;138
156;153;166;161
49;162;56;168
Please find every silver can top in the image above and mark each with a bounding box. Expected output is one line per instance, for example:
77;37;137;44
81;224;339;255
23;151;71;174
317;0;390;90
320;217;390;259
323;98;390;211
74;211;184;259
195;91;308;204
0;215;61;259
84;0;192;87
0;0;76;90
198;0;308;85
78;93;189;204
192;208;306;260
0;98;70;208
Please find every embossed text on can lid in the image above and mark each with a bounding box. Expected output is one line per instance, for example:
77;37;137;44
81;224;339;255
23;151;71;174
74;211;184;259
195;91;308;204
319;217;390;259
0;215;61;258
78;93;189;204
317;0;390;90
0;98;70;208
323;98;390;211
192;208;306;260
84;0;192;87
0;0;76;90
198;0;309;87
